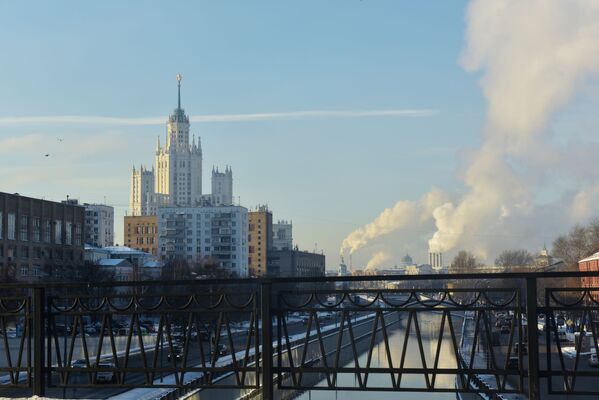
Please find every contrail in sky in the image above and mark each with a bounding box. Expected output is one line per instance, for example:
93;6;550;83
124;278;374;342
0;109;438;126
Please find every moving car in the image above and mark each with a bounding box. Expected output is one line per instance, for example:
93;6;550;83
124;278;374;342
514;343;528;355
507;356;519;370
590;353;599;368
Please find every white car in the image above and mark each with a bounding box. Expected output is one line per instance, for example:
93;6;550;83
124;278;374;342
589;353;599;368
95;362;116;383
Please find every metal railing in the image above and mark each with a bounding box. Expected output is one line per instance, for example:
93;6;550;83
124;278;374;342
1;271;599;399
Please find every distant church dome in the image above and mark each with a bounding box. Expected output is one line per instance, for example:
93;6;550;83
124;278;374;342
401;254;413;266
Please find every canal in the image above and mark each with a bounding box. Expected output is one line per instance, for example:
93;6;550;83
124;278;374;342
293;311;460;400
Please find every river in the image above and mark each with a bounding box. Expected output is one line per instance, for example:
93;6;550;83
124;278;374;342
293;312;459;400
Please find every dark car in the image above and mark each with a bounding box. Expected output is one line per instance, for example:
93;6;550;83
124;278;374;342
211;344;227;358
167;345;184;362
513;343;528;355
507;356;519;370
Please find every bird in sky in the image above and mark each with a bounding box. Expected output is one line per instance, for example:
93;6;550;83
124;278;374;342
44;154;50;157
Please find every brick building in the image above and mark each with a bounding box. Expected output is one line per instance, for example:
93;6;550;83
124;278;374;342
0;192;85;281
124;215;158;256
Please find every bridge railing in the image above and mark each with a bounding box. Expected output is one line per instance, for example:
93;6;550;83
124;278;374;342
1;271;599;400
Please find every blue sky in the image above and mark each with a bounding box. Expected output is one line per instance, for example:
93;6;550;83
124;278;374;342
0;1;490;266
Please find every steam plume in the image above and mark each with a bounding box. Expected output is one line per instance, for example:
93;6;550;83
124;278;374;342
341;0;599;265
366;251;391;271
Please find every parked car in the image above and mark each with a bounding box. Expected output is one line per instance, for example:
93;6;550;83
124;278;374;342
85;326;98;335
589;353;599;368
190;329;210;341
95;362;116;383
500;324;511;334
71;359;87;369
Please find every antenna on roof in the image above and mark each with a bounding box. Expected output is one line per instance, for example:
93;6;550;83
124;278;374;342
176;73;182;109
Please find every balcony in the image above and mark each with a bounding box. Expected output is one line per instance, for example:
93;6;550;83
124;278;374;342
0;271;598;399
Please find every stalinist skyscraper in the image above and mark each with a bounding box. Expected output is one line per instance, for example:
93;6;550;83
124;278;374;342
155;74;203;206
130;75;233;216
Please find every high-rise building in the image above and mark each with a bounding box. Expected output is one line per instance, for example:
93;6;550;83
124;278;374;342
1;192;85;281
63;199;114;248
248;206;272;277
155;74;203;207
272;220;292;250
124;215;158;256
83;204;114;247
211;166;233;206
130;165;155;216
129;75;234;216
157;205;248;277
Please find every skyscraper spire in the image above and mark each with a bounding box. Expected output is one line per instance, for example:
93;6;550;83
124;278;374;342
176;73;182;109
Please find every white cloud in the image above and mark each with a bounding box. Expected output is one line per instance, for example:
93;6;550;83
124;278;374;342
0;134;43;154
0;109;438;126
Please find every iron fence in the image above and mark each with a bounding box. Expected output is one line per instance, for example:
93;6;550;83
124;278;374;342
0;271;599;399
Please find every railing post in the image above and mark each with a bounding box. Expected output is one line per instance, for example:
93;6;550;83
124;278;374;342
525;277;539;400
32;287;45;397
260;281;273;400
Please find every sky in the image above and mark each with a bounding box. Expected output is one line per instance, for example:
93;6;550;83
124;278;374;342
1;1;598;269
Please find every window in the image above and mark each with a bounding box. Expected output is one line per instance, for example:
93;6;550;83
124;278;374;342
21;246;29;258
55;220;62;244
19;215;28;241
32;217;40;242
20;266;28;277
65;222;72;245
74;224;81;245
44;220;51;243
7;213;16;240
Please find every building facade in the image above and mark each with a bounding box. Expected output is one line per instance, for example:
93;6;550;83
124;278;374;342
0;192;85;281
83;203;114;247
124;215;158;256
129;75;234;216
267;249;325;278
211;166;233;206
272;220;292;250
158;205;249;277
579;252;599;288
248;206;273;277
130;165;156;216
154;75;203;207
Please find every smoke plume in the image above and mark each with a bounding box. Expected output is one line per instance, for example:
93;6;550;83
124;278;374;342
366;251;391;271
341;0;599;266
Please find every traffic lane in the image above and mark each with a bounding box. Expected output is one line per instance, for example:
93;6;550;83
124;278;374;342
0;315;355;399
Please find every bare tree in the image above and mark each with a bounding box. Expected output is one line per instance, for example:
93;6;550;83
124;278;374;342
450;250;480;273
552;219;599;269
495;249;534;269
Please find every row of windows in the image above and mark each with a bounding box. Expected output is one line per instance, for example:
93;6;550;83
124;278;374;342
0;213;81;245
136;237;155;245
3;245;81;261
